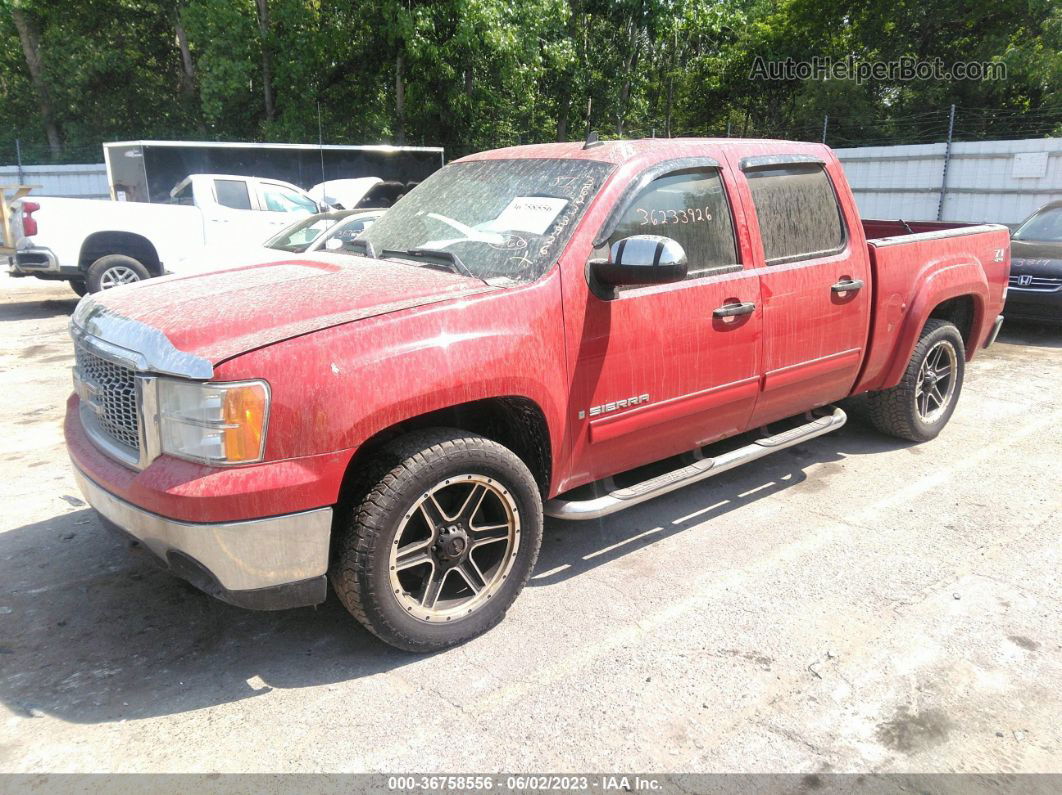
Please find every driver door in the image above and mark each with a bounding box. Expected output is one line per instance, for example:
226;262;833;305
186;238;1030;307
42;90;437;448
564;162;764;486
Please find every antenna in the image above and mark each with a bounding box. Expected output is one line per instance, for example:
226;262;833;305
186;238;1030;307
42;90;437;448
317;101;326;187
583;131;603;150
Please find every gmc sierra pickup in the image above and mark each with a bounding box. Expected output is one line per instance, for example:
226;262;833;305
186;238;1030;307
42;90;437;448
65;138;1010;652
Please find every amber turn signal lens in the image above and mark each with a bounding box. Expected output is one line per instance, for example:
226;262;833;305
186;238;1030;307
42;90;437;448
221;383;268;462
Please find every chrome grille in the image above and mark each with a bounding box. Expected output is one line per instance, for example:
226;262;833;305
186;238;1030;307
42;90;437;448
1009;274;1062;291
75;344;140;451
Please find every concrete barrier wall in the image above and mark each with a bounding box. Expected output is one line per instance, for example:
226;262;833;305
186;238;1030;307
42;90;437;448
0;163;109;200
835;137;1062;226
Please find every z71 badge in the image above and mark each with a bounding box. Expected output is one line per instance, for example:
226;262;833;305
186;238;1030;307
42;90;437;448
579;394;650;419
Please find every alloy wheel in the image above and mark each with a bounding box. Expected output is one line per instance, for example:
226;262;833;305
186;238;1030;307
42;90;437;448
99;266;142;289
389;474;521;622
915;340;958;423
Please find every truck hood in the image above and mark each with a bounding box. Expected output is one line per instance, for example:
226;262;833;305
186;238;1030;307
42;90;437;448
71;255;496;375
1011;238;1062;265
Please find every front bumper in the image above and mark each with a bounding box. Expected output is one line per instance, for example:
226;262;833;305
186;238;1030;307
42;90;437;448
73;465;332;610
1005;286;1062;325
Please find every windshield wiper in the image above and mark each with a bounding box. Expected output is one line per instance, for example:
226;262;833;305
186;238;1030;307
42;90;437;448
381;248;482;282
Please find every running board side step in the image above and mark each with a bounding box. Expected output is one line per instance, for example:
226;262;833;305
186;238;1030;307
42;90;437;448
544;407;847;521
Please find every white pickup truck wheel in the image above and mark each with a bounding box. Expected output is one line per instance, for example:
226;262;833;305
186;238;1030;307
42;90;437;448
330;428;543;652
86;254;150;293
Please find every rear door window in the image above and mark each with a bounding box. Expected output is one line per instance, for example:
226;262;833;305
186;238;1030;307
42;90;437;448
745;164;845;264
214;179;252;210
607;168;740;279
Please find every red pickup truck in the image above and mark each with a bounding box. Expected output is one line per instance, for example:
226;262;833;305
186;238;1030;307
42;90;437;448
65;138;1010;651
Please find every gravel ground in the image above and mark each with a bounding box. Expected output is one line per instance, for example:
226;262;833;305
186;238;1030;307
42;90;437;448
0;272;1060;774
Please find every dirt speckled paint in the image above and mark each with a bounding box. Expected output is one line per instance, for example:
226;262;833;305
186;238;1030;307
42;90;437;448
67;138;1010;522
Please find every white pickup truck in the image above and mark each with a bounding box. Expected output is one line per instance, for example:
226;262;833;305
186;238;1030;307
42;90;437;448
7;173;325;294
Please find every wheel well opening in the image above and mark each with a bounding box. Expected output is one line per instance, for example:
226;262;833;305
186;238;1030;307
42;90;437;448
79;232;162;276
337;397;553;507
928;295;976;348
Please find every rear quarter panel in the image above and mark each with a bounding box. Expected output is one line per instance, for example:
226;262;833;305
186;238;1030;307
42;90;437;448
852;225;1010;394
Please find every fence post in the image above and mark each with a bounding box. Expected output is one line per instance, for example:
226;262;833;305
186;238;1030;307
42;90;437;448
821;114;829;144
936;104;956;221
15;138;24;185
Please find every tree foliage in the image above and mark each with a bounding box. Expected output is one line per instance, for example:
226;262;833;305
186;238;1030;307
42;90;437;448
0;0;1058;162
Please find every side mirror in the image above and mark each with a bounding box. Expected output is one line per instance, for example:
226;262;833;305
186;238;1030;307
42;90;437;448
591;235;687;287
324;237;344;251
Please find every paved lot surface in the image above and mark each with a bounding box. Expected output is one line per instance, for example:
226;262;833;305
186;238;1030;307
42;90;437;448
0;273;1060;774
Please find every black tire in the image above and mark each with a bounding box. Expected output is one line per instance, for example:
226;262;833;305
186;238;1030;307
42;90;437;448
865;319;965;442
330;428;543;653
69;280;88;297
86;254;150;293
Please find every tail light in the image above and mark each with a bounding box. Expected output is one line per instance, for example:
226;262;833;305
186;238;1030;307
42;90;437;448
21;201;40;237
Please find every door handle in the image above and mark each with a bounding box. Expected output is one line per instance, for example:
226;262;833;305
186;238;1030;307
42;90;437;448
713;301;756;318
831;278;864;292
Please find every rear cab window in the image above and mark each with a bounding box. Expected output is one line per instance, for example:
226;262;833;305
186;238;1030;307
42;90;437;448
744;162;846;264
169;182;194;206
605;167;741;282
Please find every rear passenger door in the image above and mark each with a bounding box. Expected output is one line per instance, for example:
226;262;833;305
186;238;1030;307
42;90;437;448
731;155;871;427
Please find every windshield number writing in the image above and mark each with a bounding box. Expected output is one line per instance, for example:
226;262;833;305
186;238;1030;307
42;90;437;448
636;207;713;226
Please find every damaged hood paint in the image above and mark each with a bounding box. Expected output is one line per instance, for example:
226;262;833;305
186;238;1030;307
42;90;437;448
71;254;496;372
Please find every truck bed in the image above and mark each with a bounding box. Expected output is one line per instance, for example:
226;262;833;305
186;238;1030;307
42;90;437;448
862;218;983;241
852;220;1011;396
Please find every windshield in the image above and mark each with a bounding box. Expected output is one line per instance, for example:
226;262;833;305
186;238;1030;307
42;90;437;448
360;158;615;283
265;215;342;252
1014;206;1062;242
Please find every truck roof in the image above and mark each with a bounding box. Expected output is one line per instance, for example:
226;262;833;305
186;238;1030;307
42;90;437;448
456;137;833;167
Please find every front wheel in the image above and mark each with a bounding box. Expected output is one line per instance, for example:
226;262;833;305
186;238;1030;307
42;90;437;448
330;428;543;652
865;318;965;442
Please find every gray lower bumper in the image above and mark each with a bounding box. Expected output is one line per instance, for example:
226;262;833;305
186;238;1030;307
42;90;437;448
73;466;332;609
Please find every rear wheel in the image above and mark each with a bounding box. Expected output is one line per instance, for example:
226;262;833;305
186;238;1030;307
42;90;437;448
330;428;543;652
69;280;88;297
865;318;965;442
86;254;150;293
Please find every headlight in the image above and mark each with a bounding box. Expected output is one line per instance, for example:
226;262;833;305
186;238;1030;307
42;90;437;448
158;379;270;465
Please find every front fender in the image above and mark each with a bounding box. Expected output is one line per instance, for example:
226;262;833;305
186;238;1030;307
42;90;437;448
215;274;569;487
